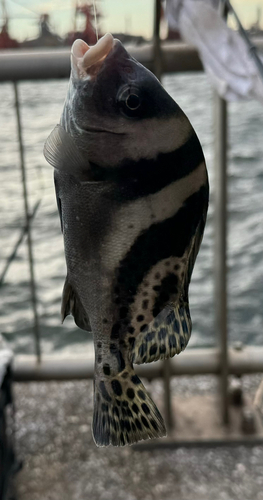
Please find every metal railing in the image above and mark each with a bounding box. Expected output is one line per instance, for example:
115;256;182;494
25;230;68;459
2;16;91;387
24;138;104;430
0;0;263;434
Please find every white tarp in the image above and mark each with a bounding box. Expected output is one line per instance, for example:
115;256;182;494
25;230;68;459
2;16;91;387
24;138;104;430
165;0;263;102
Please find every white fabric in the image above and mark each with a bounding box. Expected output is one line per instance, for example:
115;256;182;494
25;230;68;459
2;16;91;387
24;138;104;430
165;0;263;102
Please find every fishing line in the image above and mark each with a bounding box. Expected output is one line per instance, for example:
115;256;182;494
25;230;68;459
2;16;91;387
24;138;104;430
93;0;99;42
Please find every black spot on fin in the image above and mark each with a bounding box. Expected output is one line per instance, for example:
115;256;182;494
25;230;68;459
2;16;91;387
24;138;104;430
92;368;166;447
132;303;192;364
61;276;91;331
43;124;90;179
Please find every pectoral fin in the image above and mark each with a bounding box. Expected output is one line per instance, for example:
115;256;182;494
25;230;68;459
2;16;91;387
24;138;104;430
44;124;90;178
132;302;192;364
61;277;91;331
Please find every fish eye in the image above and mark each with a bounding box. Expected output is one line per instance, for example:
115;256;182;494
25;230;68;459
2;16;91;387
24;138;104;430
125;93;141;110
117;86;142;117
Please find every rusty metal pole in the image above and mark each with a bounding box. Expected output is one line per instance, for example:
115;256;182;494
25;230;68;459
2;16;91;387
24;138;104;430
14;82;41;362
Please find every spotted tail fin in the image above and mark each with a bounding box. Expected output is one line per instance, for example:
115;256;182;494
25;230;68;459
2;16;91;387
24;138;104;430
92;368;166;447
132;303;192;365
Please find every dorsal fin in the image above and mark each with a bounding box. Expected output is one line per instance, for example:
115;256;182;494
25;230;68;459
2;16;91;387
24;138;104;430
43;124;90;178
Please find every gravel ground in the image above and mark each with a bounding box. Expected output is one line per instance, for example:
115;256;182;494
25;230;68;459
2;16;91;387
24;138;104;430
12;375;263;500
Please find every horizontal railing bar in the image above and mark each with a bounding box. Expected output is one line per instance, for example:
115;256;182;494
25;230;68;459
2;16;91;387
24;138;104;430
0;43;202;81
13;346;263;382
134;436;263;450
1;40;262;82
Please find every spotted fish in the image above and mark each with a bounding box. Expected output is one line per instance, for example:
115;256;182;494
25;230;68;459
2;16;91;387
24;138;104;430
44;33;209;447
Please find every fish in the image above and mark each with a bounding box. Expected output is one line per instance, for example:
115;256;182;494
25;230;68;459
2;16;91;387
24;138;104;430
44;33;209;447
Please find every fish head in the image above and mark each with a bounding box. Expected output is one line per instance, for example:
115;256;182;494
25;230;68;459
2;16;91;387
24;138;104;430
62;33;192;173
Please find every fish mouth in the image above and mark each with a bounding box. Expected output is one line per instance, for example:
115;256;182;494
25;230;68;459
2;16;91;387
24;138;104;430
71;33;115;79
83;125;126;136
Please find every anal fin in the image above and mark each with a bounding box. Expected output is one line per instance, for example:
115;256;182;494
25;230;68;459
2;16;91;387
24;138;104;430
132;302;192;364
61;277;91;331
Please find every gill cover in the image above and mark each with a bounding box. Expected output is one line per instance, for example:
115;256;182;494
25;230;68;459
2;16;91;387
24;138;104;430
43;124;90;179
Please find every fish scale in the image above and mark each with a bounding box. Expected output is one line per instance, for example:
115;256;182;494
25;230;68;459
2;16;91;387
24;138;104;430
44;33;209;447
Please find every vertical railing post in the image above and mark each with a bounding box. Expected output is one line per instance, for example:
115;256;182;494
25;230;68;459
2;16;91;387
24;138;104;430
214;94;229;425
14;82;41;362
214;0;229;426
153;0;174;432
153;0;162;80
163;359;174;432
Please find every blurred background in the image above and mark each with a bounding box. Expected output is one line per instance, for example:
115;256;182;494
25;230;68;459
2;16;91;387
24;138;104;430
0;1;263;500
0;0;262;355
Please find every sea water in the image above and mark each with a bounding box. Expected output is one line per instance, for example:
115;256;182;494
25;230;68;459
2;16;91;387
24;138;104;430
0;73;262;355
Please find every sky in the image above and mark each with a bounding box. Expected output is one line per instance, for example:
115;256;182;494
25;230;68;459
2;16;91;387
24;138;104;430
1;0;263;43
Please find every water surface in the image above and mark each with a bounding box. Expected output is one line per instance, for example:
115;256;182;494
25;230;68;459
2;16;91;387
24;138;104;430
0;73;262;355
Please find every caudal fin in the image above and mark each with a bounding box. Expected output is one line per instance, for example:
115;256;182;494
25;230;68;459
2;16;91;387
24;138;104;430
92;368;166;447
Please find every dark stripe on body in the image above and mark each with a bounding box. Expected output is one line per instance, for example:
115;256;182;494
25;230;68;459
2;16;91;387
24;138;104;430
90;133;205;200
58;132;206;261
111;184;208;339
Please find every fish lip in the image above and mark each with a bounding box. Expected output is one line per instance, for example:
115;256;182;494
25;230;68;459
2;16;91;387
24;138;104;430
82;33;115;70
82;126;126;136
71;34;116;79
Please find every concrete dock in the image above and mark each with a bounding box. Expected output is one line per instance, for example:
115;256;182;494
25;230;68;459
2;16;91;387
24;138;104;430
11;374;263;500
